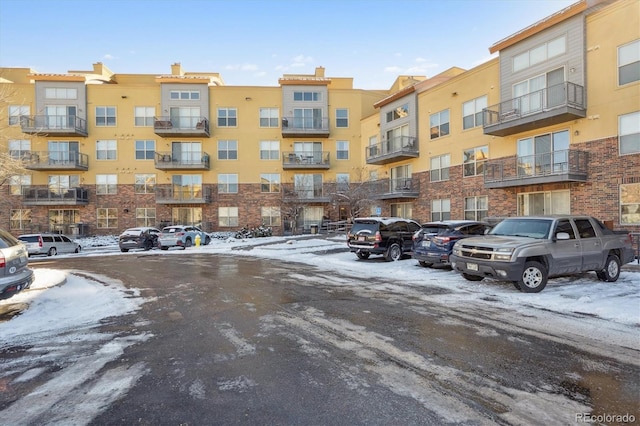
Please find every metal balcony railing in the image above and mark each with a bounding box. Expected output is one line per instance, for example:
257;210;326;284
23;151;89;171
20;115;88;136
369;178;420;199
22;187;89;205
483;82;586;136
154;151;211;170
484;149;588;188
155;185;212;204
281;117;329;137
366;136;418;165
153;116;210;136
282;151;330;169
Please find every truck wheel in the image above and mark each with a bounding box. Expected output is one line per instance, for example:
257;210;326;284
385;243;402;261
517;261;548;293
355;250;370;260
597;254;621;282
462;273;484;281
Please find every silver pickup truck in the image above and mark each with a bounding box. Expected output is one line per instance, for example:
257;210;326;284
450;215;635;293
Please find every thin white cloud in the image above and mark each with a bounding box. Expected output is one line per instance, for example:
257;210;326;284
384;66;402;73
103;54;114;60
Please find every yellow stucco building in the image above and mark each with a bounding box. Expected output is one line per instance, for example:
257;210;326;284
1;0;638;236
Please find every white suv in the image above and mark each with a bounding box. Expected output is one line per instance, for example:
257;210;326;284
18;233;82;257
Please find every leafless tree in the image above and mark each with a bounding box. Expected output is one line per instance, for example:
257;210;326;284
329;166;376;222
279;185;307;235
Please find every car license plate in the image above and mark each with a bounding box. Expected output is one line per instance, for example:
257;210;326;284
358;236;365;241
421;241;430;247
467;263;478;271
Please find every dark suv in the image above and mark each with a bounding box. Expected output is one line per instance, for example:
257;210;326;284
347;217;421;261
412;220;491;268
118;227;161;252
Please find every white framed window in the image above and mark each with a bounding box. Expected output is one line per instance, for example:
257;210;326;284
294;174;323;198
8;139;30;159
218;140;238;160
218;174;238;193
293;108;322;129
517;130;569;175
430;109;450;139
45;87;77;99
97;208;118;229
293;91;321;101
136;208;156;228
513;35;566;72
336;141;349;160
9;175;31;196
45;105;76;128
135;140;155;160
517;190;570;216
170;106;201;129
386;104;409;123
260;140;280;160
260;108;279;127
430;154;450;182
10;209;31;230
96;140;117;160
513;68;564;114
464;196;488;220
261;207;281;226
336;173;350;192
48;175;80;194
48;141;79;163
135;107;155;127
431;199;451;221
390;202;412;218
260;174;280;193
9;105;29;125
336;108;349;127
219;207;239;227
463;146;488;177
618;39;640;86
619;111;640;155
462;96;487;130
621;183;640;224
217;107;237;127
169;90;200;100
134;174;156;194
95;106;116;126
96;174;117;195
171;207;202;226
171;175;202;201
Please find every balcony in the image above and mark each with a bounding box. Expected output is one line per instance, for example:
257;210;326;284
283;184;331;203
153;116;210;137
154;152;211;170
20;115;88;137
155;185;212;204
282;151;330;169
281;117;329;138
483;82;586;137
23;151;89;171
484;149;588;188
366;136;418;165
369;178;420;200
22;187;89;206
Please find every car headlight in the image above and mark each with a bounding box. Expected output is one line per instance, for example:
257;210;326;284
493;247;514;261
452;247;461;256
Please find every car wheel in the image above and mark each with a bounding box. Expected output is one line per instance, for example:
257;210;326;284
75;246;81;253
144;240;152;251
160;246;169;250
385;243;402;261
204;236;211;245
121;248;129;253
462;273;484;281
48;247;57;256
517;261;548;293
598;254;621;282
418;261;432;268
184;238;192;248
355;250;370;260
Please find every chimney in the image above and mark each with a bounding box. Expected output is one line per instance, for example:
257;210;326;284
171;63;184;76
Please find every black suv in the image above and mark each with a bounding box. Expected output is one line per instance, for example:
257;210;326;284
347;217;421;261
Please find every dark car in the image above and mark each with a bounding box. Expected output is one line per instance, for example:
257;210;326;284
118;227;161;252
0;228;35;299
347;217;421;261
412;220;491;268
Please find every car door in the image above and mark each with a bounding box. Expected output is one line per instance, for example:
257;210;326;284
574;218;602;271
550;219;581;275
59;235;75;253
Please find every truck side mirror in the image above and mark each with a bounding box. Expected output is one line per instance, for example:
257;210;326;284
555;232;570;241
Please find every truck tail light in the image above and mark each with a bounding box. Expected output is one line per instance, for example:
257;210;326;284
375;231;382;242
0;254;5;268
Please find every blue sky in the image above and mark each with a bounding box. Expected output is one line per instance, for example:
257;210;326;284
0;0;576;89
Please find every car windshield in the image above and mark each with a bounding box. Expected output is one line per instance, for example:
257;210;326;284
0;229;20;248
122;229;143;236
18;235;39;243
489;219;551;239
351;223;378;234
420;224;452;235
